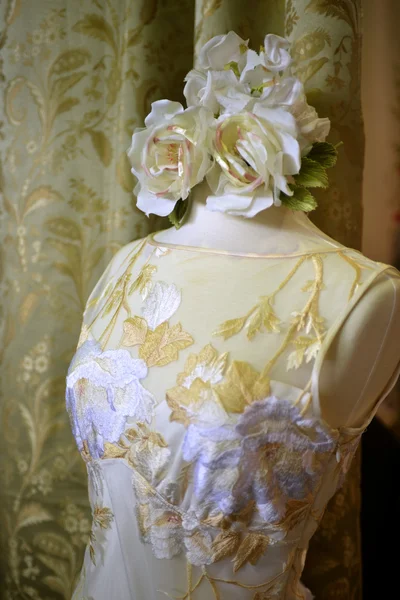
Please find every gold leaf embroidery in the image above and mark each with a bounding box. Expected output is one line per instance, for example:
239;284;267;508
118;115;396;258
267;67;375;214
122;316;147;346
287;336;321;370
214;361;270;413
176;344;228;387
89;505;114;565
128;264;157;298
203;513;230;529
125;423;168;450
103;442;127;459
276;494;314;531
211;530;241;563
92;505;114;530
139;321;194;367
233;533;270;572
213;256;308;343
177;462;193;499
167;378;213;426
247;298;281;340
137;503;150;537
213;317;246;340
231;500;256;526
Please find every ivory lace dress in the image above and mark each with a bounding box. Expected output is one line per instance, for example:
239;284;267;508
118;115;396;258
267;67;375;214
66;234;400;600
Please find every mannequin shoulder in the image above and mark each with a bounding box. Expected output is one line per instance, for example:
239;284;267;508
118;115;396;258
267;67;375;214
318;261;400;427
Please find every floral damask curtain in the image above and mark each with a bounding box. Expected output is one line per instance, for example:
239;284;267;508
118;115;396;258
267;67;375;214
0;2;363;599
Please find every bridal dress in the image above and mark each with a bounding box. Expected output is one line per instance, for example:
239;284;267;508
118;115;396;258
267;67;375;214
66;234;400;599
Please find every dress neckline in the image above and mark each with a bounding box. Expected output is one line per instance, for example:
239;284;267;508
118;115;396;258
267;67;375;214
147;232;344;259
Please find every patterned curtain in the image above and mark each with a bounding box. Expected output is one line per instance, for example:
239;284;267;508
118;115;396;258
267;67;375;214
0;1;363;599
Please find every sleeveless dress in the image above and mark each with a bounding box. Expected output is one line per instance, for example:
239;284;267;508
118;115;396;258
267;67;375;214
66;234;400;600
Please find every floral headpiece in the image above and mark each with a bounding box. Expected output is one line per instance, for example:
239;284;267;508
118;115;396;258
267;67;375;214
127;32;339;226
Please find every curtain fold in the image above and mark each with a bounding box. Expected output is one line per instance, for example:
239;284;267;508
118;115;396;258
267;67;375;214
0;2;363;599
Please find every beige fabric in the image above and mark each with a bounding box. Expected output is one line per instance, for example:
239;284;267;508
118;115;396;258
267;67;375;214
0;1;365;599
67;236;398;599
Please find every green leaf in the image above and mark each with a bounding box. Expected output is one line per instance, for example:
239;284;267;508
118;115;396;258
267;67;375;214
307;142;338;169
280;186;318;212
168;199;190;229
294;157;329;188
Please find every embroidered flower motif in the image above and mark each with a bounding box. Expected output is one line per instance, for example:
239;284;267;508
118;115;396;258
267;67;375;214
127;100;213;217
134;482;213;565
141;281;181;330
166;344;230;427
66;340;155;459
183;396;337;524
103;424;170;486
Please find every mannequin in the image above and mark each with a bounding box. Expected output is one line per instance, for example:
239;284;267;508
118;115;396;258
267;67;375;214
154;181;400;429
67;182;400;600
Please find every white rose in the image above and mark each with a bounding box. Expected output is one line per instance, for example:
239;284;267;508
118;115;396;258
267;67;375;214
259;76;303;107
206;104;301;217
184;68;250;114
291;93;331;153
198;31;248;70
127;100;213;217
260;34;292;73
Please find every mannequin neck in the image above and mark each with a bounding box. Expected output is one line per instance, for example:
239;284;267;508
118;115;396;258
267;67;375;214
152;182;339;255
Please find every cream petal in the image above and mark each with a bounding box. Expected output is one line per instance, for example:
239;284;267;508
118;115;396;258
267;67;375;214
142;282;181;330
197;34;225;69
239;48;264;82
136;187;177;218
253;104;298;136
206;187;273;218
144;100;184;127
200;31;248;70
276;131;301;174
183;69;207;107
262;77;303;107
127;128;151;175
262;33;292;72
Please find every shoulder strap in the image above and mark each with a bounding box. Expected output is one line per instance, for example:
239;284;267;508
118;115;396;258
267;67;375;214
310;263;398;425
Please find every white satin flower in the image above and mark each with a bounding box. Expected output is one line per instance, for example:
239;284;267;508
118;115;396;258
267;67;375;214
197;31;248;70
291;93;331;153
260;34;292;73
206;103;301;217
127;100;213;217
184;68;251;114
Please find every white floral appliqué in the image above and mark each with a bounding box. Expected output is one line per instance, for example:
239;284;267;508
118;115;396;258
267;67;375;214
141;281;181;330
66;340;155;458
183;396;337;523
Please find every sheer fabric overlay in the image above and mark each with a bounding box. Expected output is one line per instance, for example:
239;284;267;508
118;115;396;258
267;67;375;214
66;236;400;600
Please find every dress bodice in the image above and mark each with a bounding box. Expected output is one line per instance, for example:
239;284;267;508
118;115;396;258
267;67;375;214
66;235;400;600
